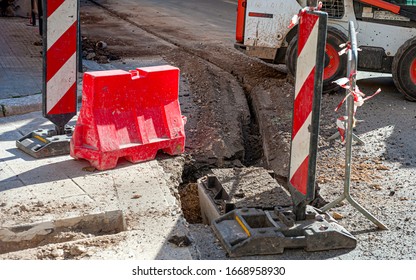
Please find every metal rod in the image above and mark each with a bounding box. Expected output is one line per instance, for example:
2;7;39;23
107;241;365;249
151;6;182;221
55;125;65;135
78;0;83;73
320;194;345;212
346;194;388;230
352;134;365;145
321;21;388;230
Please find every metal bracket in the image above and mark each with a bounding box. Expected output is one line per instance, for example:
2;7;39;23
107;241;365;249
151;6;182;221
212;205;356;257
16;126;74;158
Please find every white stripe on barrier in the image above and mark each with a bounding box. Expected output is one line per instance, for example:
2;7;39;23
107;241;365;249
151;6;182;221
294;20;319;98
289;112;312;180
47;0;77;50
46;52;77;110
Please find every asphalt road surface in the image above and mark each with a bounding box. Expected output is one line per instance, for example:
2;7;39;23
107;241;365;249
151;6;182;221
109;0;237;43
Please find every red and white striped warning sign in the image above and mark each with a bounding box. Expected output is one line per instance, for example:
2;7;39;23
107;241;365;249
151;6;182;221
289;10;326;200
44;0;78;118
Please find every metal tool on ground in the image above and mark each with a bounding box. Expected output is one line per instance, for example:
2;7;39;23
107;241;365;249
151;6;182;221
212;9;356;257
320;21;388;230
16;0;79;158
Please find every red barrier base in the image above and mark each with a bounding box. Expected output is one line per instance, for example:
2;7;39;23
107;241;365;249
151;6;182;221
70;65;186;170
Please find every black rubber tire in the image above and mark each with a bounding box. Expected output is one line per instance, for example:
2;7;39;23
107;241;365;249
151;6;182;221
392;37;416;102
285;26;348;93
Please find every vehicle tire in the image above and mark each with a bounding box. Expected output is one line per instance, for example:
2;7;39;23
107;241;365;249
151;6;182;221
392;37;416;101
285;26;348;93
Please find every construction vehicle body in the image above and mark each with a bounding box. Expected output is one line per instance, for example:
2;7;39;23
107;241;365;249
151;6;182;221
235;0;416;100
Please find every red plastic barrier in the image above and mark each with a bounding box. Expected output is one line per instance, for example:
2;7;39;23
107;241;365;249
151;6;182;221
70;65;186;170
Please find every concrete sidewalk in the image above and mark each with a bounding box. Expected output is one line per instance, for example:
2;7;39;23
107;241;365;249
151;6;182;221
0;17;195;259
0;111;194;259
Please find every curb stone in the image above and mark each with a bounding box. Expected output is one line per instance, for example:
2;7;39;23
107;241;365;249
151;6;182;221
0;95;42;117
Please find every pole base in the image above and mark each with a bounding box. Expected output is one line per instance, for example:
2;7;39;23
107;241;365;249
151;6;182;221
212;205;356;257
16;126;73;158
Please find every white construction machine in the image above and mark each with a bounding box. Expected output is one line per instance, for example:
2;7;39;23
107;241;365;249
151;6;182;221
235;0;416;100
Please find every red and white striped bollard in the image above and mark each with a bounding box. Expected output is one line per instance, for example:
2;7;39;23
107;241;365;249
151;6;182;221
43;0;79;132
288;9;327;219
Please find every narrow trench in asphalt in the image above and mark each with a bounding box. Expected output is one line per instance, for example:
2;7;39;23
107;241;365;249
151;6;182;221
241;90;264;167
178;86;264;224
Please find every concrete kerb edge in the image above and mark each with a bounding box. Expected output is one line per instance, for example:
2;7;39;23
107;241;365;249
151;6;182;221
0;95;42;117
0;94;83;118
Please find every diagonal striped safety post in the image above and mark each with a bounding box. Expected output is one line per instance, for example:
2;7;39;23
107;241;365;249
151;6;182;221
16;0;79;158
288;9;327;220
43;0;79;132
